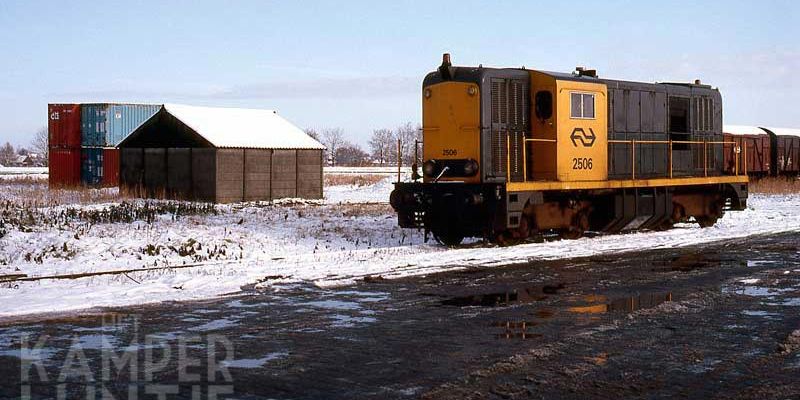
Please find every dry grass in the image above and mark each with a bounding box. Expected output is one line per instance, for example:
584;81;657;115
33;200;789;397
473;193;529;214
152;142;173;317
749;177;800;194
324;174;386;187
0;181;127;207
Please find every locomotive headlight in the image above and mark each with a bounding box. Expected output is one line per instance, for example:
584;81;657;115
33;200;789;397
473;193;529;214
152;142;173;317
463;159;479;176
467;86;477;96
424;88;432;99
423;160;438;177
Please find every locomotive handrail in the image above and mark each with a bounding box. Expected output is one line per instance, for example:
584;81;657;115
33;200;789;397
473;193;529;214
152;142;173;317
606;139;743;179
513;138;745;183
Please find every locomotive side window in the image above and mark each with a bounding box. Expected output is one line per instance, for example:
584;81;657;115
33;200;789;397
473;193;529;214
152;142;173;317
535;91;553;120
570;92;595;119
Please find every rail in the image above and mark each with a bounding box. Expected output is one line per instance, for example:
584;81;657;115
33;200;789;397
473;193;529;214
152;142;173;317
507;134;746;182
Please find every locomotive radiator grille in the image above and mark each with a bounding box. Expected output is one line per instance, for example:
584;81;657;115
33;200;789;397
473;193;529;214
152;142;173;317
490;78;529;181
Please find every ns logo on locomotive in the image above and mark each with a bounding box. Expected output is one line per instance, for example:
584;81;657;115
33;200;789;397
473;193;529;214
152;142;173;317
390;54;749;245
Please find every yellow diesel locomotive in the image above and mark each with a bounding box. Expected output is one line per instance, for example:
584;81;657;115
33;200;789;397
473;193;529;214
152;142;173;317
390;54;749;245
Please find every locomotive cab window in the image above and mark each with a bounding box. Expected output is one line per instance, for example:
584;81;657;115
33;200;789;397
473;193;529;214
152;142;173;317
570;92;595;119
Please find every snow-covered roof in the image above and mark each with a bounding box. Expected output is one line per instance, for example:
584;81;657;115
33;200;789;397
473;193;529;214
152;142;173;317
163;103;325;150
722;125;768;136
761;127;800;138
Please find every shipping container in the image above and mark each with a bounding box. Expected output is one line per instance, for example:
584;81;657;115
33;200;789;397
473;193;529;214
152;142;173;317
81;147;104;186
49;148;81;187
81;104;161;147
48;104;81;148
102;148;120;187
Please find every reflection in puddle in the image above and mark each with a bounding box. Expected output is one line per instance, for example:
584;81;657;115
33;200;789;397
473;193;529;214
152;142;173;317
441;284;565;307
222;352;289;369
330;314;377;328
491;321;540;340
569;293;674;314
741;310;780;317
650;254;722;272
188;318;239;332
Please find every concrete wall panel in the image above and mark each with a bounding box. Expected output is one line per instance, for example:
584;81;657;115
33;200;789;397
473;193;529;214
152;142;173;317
167;148;192;198
244;149;271;201
191;148;216;202
297;149;323;199
271;150;297;199
120;148;144;191
216;149;244;203
143;148;167;196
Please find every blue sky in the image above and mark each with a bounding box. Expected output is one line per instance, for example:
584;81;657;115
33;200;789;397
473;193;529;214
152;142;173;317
0;0;797;148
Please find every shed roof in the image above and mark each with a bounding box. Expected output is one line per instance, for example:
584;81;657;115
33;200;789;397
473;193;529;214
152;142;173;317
723;125;768;136
163;104;325;150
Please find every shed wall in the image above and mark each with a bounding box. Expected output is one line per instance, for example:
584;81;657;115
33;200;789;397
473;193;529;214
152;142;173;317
216;149;245;203
297;149;323;199
144;148;167;196
271;150;297;199
167;148;192;198
120;148;144;190
244;149;272;201
191;149;217;202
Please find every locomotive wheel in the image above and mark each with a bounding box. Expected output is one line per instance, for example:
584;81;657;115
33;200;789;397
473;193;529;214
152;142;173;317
696;216;719;228
696;201;724;228
561;211;590;240
433;229;464;246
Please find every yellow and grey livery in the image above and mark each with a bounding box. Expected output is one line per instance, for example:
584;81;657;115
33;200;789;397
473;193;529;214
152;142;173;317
390;54;748;245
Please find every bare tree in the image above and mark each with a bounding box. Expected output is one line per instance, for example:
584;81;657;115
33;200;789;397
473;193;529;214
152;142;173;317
321;128;346;166
368;128;395;165
31;126;48;163
395;122;422;165
335;142;370;166
303;128;320;141
0;142;15;166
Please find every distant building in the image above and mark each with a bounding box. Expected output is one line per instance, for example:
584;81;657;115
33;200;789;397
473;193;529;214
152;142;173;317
10;154;40;167
119;104;325;203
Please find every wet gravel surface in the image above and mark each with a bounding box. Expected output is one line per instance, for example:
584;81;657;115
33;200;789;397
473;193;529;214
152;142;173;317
0;232;799;399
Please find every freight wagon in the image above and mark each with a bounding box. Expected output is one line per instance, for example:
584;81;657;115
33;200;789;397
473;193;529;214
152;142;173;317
391;55;749;245
723;125;800;177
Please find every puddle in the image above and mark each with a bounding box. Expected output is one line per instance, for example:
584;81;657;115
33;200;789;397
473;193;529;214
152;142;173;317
723;283;793;300
188;318;239;332
569;292;675;314
330;314;378;328
0;346;60;362
72;334;119;350
441;284;564;307
741;310;781;318
303;300;363;311
650;255;721;272
491;321;540;340
336;291;391;302
226;299;265;309
222;352;289;369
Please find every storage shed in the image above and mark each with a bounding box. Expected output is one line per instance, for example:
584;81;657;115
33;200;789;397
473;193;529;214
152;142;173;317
118;104;325;203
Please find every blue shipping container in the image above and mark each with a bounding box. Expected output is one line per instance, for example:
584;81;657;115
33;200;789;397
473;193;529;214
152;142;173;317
81;147;104;186
81;104;161;147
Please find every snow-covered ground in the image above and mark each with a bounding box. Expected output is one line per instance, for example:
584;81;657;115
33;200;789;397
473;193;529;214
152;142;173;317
0;177;799;318
0;166;47;180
